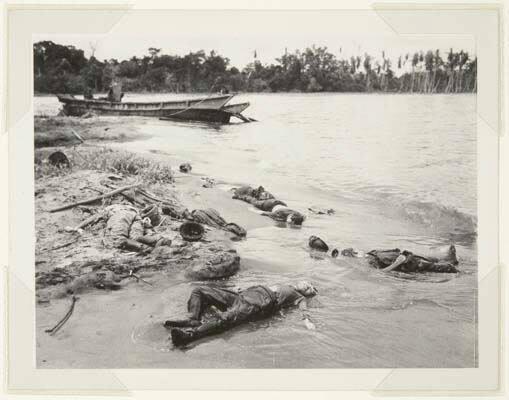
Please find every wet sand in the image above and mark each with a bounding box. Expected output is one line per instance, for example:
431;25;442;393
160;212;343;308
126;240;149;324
35;109;477;369
35;117;274;367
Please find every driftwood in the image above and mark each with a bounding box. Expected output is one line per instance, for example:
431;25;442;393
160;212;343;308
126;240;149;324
49;183;142;213
136;188;176;206
45;296;79;335
41;238;79;253
84;184;143;206
70;128;85;143
126;270;153;286
65;254;185;277
103;183;145;206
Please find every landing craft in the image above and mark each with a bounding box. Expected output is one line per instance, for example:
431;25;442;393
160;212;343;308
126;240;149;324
57;93;254;123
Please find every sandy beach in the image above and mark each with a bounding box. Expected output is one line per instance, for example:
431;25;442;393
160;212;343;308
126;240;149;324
34;92;477;368
35;115;277;367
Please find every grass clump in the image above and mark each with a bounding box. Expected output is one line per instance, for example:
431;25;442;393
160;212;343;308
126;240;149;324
35;147;174;184
34;116;144;148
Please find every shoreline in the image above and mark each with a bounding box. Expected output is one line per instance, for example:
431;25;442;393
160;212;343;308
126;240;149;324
33;112;478;369
35;116;272;289
34;91;477;97
35;116;276;366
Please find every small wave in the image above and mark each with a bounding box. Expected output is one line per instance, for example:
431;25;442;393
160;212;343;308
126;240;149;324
384;298;471;319
400;200;477;237
344;185;477;240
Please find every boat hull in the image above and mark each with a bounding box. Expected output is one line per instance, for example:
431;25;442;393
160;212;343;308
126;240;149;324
160;109;233;123
57;94;234;117
57;95;251;123
222;102;250;114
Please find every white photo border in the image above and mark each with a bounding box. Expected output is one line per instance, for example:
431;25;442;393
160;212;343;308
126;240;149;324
2;0;503;395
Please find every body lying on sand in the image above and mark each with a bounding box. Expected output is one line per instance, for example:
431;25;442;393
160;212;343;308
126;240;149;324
67;202;246;253
68;203;172;253
36;145;463;350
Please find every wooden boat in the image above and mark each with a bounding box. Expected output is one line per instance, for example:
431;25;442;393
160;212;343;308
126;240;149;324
57;94;233;116
57;94;252;123
159;102;252;123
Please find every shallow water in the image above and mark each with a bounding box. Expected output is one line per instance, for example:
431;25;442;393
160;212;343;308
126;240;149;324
35;93;477;368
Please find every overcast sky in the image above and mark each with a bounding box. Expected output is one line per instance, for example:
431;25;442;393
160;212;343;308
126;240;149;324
36;10;475;68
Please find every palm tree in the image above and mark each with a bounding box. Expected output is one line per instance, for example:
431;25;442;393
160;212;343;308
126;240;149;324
424;50;434;92
410;52;419;93
363;53;372;91
445;48;457;93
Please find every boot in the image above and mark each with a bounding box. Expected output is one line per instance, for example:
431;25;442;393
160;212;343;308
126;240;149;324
164;318;201;329
170;328;195;347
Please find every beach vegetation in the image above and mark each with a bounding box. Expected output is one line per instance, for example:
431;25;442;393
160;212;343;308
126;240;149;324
35;147;174;184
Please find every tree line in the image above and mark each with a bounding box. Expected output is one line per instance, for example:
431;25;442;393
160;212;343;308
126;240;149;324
34;40;477;95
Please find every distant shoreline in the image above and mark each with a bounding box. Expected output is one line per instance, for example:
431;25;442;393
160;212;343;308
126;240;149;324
34;90;477;97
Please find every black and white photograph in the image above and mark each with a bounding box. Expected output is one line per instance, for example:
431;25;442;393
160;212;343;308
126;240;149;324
32;12;479;369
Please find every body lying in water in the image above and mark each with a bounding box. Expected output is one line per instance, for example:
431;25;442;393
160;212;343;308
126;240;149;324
261;205;305;225
232;185;305;226
366;246;459;273
165;281;318;347
309;236;459;273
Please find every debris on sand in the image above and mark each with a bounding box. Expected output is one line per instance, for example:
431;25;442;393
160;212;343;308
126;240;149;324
179;163;192;173
201;177;216;188
50;183;142;213
35;150;246;303
45;295;79;335
185;250;240;280
308;206;335;215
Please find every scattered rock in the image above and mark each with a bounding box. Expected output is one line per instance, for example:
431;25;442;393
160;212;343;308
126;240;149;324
185;251;240;280
201;177;216;188
179;163;192;173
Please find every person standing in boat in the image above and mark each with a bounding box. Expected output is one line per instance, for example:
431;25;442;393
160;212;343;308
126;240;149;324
106;82;124;102
83;87;94;100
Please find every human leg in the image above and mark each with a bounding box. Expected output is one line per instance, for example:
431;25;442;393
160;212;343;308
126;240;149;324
165;286;240;328
170;301;257;346
187;286;239;319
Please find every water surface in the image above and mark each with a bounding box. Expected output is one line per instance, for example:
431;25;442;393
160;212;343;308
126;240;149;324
36;93;477;368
